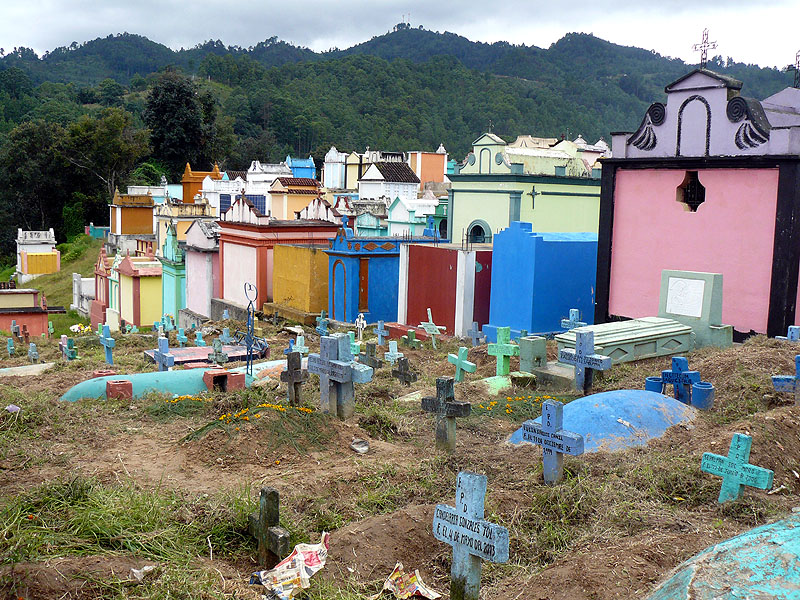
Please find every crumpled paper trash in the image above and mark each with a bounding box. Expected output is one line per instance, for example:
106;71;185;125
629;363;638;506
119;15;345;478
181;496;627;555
5;404;20;413
130;565;155;582
369;562;441;599
250;532;329;599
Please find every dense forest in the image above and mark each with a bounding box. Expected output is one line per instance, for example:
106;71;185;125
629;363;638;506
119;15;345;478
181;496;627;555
0;27;793;258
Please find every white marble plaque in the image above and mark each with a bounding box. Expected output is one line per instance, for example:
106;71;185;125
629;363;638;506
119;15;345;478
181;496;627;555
666;277;705;318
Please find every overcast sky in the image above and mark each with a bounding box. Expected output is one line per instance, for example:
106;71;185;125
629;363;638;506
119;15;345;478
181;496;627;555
2;1;797;69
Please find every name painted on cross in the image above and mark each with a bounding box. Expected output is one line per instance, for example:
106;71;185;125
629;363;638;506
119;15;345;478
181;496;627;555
522;422;582;455
433;505;507;563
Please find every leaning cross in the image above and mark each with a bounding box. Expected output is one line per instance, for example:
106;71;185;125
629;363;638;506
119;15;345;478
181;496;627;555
421;377;471;453
248;487;292;569
701;433;774;503
384;340;404;365
660;356;701;405
522;400;584;485
432;471;509;600
487;326;519;376
315;310;329;336
373;320;388;346
100;324;115;366
448;347;476;382
467;322;485;347
195;331;207;346
392;357;418;385
176;328;188;347
355;313;367;341
560;308;586;331
281;351;308;406
219;327;235;344
419;308;446;349
154;336;175;372
359;342;383;369
777;326;800;341
772;354;800;405
308;333;373;419
558;330;611;394
401;329;421;350
208;338;229;366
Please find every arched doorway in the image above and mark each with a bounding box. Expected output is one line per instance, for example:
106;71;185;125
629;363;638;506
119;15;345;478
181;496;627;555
467;220;490;244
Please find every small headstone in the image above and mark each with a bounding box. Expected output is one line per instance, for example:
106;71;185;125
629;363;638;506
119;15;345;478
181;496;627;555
99;324;115;366
222;309;230;320
384;340;404;365
560;308;586;331
358;342;383;369
701;433;774;503
7;337;14;357
776;326;800;341
522;399;584;485
432;471;509;600
293;335;309;356
419;308;446;349
308;333;374;419
392;357;417;385
772;355;800;405
27;343;39;363
348;331;361;356
355;313;367;341
176;328;188;347
373;320;388;346
487;326;520;376
195;331;207;347
519;336;547;373
248;487;291;569
401;329;421;350
421;377;471;453
558;330;611;394
219;328;235;344
315;310;330;336
467;322;486;347
208;338;229;366
447;347;476;382
153;336;175;372
281;351;308;406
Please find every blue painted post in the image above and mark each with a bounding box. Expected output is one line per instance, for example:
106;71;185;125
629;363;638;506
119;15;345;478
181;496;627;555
558;330;611;393
772;355;800;405
467;322;485;347
384;340;404;365
293;335;309;355
421;377;471;452
660;357;701;404
99;325;115;366
419;308;446;349
195;331;207;346
701;434;774;503
315;311;329;336
560;308;586;331
219;328;235;344
487;327;520;376
373;320;388;346
776;326;800;341
153;337;175;372
432;472;510;600
448;347;477;383
7;338;14;357
176;328;188;347
522;400;584;485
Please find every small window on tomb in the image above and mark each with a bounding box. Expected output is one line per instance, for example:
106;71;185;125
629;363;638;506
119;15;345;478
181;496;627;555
469;224;486;243
676;171;706;212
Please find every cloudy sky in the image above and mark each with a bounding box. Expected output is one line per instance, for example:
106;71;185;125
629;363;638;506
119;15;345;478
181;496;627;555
2;0;797;69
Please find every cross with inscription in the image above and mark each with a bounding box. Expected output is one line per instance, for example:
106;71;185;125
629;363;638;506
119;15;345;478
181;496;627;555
358;342;383;369
354;313;367;341
195;331;207;346
373;320;388;346
347;331;361;356
558;330;611;394
384;340;404;365
207;338;228;366
154;336;175;372
692;27;717;68
219;327;235;344
660;356;701;405
7;338;14;357
308;333;373;419
467;322;485;347
419;308;446;349
99;324;115;366
281;351;308;406
432;471;509;600
401;329;421;350
560;308;586;331
315;310;329;336
701;433;774;503
293;335;309;355
776;326;800;341
176;328;188;347
522;400;584;485
392;357;417;385
772;354;800;405
421;377;471;453
27;342;39;364
248;487;292;569
448;347;476;383
487;327;519;376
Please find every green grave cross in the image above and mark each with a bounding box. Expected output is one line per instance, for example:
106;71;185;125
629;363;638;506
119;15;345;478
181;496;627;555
401;329;421;350
487;327;519;376
419;308;446;349
701;433;774;503
248;487;292;568
448;346;476;382
208;338;229;366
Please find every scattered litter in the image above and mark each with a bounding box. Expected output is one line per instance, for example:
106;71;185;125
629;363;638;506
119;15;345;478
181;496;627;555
250;532;329;599
793;470;799;480
130;565;155;581
369;562;441;599
4;404;20;413
350;438;370;454
616;418;632;428
768;484;788;495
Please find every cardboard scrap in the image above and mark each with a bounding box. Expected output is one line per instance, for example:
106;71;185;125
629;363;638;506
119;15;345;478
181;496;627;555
250;532;330;599
369;562;441;599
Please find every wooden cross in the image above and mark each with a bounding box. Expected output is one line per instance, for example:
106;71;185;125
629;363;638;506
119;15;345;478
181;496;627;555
487;327;519;376
27;343;39;364
401;329;421;350
776;326;800;341
358;342;383;369
447;347;476;382
281;351;308;405
373;320;388;346
560;308;586;331
432;471;509;600
772;354;800;405
293;335;309;355
248;487;292;568
355;313;367;341
308;333;373;419
659;356;701;405
467;322;485;347
384;340;404;365
195;331;207;346
315;310;329;336
421;377;471;453
522;400;584;485
99;324;115;366
419;308;446;349
692;28;717;68
154;336;175;371
176;328;188;347
392;357;417;385
219;327;235;344
21;325;29;345
207;338;228;366
558;330;611;394
701;433;774;503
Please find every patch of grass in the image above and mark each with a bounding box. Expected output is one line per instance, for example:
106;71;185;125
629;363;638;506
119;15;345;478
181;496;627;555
470;393;575;423
624;450;719;507
358;405;410;441
145;393;214;422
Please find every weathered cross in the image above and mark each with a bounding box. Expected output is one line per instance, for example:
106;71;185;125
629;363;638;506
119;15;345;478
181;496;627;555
373;320;388;346
222;309;230;320
558;330;611;393
467;322;485;347
308;333;373;419
347;331;361;356
419;308;446;349
432;471;509;600
487;326;519;376
421;377;471;452
522;400;584;485
161;315;174;332
10;320;19;339
519;336;547;373
772;354;800;405
392;356;417;384
99;324;115;366
60;335;77;361
560;308;586;331
701;433;774;503
248;487;292;569
692;27;717;68
281;351;308;406
27;343;39;363
21;325;29;345
176;328;188;347
7;337;14;357
315;310;329;336
354;313;367;341
358;342;383;369
293;335;309;355
195;331;207;346
401;329;421;350
777;326;800;341
219;327;235;344
660;356;701;404
448;347;476;383
207;338;228;366
48;321;54;337
154;336;175;371
384;340;404;365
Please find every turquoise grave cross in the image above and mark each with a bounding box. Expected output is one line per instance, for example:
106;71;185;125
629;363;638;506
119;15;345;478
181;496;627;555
772;354;800;405
558;330;611;393
280;351;308;406
7;337;14;357
293;335;309;355
154;337;175;371
219;328;235;344
467;321;485;347
176;328;188;347
448;347;476;383
701;433;774;503
401;329;421;350
432;471;509;600
195;331;207;346
27;342;39;363
487;326;519;376
392;356;417;384
777;326;800;341
373;320;388;346
208;338;228;366
419;308;446;349
161;315;174;332
384;340;404;364
308;333;373;419
421;377;471;452
315;310;329;336
348;331;361;356
522;399;584;485
560;308;586;331
248;487;291;568
60;335;77;361
222;309;230;320
100;324;115;365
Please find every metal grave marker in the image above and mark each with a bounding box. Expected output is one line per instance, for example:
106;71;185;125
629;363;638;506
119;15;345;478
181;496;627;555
701;433;774;503
561;308;586;331
558;330;611;393
419;308;446;349
392;356;417;385
448;347;476;383
248;487;291;569
487;326;519;376
243;282;258;377
280;351;308;406
522;400;584;485
772;355;800;405
421;377;471;453
100;324;115;366
154;336;175;372
384;340;404;365
373;320;388;346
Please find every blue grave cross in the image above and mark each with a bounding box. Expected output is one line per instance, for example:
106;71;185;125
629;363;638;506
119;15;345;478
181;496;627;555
777;325;800;341
448;346;477;383
27;342;39;364
432;471;509;600
293;335;309;355
373;320;388;346
487;326;519;377
283;339;295;355
10;320;19;339
99;325;115;366
7;337;14;357
659;356;701;405
129;324;139;334
701;433;774;503
384;340;404;365
153;336;175;371
195;331;207;346
219;327;235;344
772;354;800;405
419;308;446;349
176;328;188;347
467;322;486;347
522;400;584;485
315;310;330;336
558;330;611;393
308;333;373;419
560;308;586;331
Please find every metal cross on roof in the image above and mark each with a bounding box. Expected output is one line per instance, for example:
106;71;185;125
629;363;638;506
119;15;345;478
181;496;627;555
693;28;717;68
786;50;800;88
